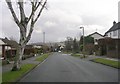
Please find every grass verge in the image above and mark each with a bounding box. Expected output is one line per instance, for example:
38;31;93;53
71;53;88;58
71;53;81;57
35;53;49;62
2;64;36;82
63;51;72;54
0;73;2;84
91;58;120;69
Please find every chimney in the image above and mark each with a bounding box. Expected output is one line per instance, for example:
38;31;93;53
113;21;116;25
118;1;120;22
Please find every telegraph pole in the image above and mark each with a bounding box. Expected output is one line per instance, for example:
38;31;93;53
43;32;45;43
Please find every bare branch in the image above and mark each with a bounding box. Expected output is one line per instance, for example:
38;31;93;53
5;0;20;27
25;22;34;44
27;0;42;23
34;0;37;7
27;2;34;23
34;1;41;10
25;3;35;44
25;25;34;44
34;0;47;24
18;0;26;22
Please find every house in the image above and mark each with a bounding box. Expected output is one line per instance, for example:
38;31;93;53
0;38;4;56
104;21;120;39
88;32;104;45
82;32;104;55
0;38;5;59
0;38;12;59
98;21;120;58
30;42;50;53
0;38;39;60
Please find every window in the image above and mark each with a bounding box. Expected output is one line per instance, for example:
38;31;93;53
0;46;2;56
95;39;98;42
113;30;117;36
110;33;111;37
119;29;120;38
94;39;98;45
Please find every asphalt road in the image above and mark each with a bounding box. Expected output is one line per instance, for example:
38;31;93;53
19;52;119;82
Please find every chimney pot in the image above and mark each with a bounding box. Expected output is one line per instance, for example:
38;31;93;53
113;21;116;25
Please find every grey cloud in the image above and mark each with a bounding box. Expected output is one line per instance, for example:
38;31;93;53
1;0;118;43
81;15;111;27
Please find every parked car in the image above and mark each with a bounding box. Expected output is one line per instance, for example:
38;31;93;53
58;51;61;52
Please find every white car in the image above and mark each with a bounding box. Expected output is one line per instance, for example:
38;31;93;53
0;57;4;60
58;51;61;52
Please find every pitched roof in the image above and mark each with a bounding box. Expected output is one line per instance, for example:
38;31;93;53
105;22;120;35
1;37;19;48
88;32;104;37
0;38;5;45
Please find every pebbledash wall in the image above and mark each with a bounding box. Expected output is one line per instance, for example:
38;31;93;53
98;38;120;58
107;39;120;59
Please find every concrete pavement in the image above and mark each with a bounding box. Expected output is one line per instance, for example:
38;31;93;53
2;55;40;73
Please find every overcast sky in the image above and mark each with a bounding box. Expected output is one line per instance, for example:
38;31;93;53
0;0;119;43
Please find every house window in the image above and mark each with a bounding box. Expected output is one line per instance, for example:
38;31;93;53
110;33;111;37
119;29;120;38
0;46;2;56
113;31;117;36
95;39;98;42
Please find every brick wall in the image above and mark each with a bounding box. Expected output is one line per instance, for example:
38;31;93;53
98;38;120;59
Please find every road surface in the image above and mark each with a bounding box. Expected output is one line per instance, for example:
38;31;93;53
19;52;119;82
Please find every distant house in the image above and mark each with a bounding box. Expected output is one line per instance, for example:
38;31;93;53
88;32;104;45
30;42;49;53
40;42;65;52
104;21;120;39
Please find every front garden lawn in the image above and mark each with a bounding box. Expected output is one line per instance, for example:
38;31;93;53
35;53;50;62
2;64;36;82
71;53;88;58
91;58;120;69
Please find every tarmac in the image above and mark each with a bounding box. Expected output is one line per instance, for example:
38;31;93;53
2;53;119;73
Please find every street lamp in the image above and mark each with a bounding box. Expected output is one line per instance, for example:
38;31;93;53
80;27;85;58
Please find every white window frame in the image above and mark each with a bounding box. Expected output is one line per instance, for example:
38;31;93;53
113;30;117;36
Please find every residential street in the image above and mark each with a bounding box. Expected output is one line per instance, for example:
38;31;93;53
19;52;118;82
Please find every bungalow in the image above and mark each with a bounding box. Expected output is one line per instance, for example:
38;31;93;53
84;32;104;55
0;38;4;57
0;38;12;59
0;38;38;60
88;32;104;45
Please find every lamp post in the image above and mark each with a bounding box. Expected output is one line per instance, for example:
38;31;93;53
80;27;85;58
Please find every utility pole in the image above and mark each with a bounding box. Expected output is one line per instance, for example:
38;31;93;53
43;32;45;43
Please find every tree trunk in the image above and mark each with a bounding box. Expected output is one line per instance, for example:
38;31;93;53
11;45;25;71
5;0;47;71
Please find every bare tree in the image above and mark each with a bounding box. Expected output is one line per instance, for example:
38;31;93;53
5;0;47;71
